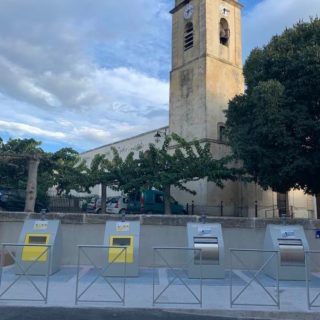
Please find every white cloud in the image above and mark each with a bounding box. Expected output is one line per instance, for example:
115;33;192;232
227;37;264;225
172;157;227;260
0;64;169;150
0;120;66;139
93;67;169;109
73;127;111;144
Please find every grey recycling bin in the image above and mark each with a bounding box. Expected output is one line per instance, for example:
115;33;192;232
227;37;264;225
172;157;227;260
264;224;309;280
103;220;140;277
187;223;225;278
15;219;62;275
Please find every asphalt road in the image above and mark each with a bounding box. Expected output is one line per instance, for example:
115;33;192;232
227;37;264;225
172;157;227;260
0;307;259;320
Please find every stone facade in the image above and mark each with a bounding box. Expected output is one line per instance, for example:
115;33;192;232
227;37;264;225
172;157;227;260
170;0;243;141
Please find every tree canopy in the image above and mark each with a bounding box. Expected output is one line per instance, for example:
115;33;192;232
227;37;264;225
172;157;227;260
0;138;88;211
51;148;89;196
0;138;43;189
225;19;320;212
0;133;244;215
105;133;242;214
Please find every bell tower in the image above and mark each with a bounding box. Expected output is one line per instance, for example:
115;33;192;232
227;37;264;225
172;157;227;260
169;0;245;213
169;0;244;141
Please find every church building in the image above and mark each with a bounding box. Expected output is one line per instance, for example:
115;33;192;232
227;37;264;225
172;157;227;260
81;0;315;218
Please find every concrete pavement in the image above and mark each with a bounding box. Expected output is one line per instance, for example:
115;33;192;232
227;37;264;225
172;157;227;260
0;307;255;320
0;307;319;320
0;266;320;320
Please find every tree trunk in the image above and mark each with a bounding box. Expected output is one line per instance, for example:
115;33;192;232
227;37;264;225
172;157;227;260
164;185;172;215
24;157;40;212
101;183;107;214
316;194;320;220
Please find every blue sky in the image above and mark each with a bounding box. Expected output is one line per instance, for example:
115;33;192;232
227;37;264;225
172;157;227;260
0;0;319;152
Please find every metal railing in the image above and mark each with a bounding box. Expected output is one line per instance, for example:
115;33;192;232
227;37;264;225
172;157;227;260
263;206;279;219
186;203;223;216
185;202;314;219
75;245;127;305
263;206;315;219
0;243;52;303
48;195;91;213
230;249;280;309
153;247;202;307
306;251;320;309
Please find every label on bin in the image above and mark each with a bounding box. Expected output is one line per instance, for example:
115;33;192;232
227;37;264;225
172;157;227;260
33;220;48;230
116;222;130;232
316;230;320;239
281;230;295;238
198;226;212;235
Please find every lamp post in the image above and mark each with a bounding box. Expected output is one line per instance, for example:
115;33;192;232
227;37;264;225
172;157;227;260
154;128;168;143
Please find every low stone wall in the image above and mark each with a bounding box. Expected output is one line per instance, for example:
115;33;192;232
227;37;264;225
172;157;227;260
0;212;319;268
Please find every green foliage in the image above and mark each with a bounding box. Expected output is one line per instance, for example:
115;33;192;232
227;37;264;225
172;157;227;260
172;133;243;187
0;138;44;189
87;133;242;214
0;137;43;155
0;139;90;207
50;148;90;195
109;133;242;196
0;131;244;214
86;148;138;193
226;18;320;195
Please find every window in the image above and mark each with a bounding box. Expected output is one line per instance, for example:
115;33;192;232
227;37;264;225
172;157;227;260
155;194;164;204
218;124;227;142
184;22;194;51
219;18;230;46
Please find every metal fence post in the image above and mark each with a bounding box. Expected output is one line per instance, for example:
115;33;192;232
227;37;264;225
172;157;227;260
0;244;4;289
255;201;258;218
305;250;320;309
45;246;52;304
273;205;275;218
75;246;81;305
191;201;194;215
220;201;224;217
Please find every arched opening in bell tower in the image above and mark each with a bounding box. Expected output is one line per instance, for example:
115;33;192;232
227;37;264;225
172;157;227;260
219;18;230;46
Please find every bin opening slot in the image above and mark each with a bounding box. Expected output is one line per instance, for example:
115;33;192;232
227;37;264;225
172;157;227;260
112;237;131;247
278;239;303;246
28;236;48;244
194;237;218;244
277;238;305;266
193;237;219;265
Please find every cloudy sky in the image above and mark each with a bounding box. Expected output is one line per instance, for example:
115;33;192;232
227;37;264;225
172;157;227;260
0;0;319;152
